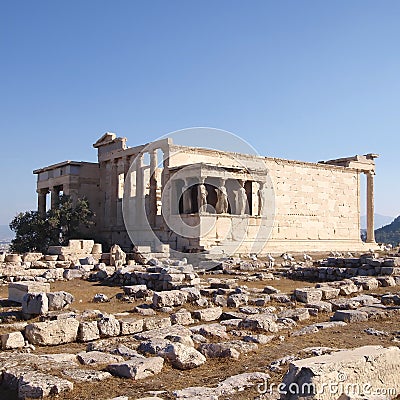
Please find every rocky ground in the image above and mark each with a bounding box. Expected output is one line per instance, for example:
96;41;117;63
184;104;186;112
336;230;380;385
1;249;400;399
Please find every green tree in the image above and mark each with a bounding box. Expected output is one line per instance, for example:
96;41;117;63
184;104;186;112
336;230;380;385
9;211;50;253
9;195;94;253
48;195;94;245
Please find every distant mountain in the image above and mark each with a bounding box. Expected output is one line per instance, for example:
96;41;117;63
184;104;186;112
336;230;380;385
375;216;400;246
360;214;394;230
0;225;14;241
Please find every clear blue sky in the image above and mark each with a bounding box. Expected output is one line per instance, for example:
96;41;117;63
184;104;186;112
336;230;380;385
1;0;399;226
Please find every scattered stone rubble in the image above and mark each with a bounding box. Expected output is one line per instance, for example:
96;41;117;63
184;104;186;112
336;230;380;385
288;254;400;281
1;244;400;399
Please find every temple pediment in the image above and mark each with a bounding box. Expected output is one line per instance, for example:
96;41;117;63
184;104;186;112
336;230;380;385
93;132;117;148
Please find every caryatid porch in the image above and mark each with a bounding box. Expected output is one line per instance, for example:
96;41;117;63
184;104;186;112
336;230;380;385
162;163;274;253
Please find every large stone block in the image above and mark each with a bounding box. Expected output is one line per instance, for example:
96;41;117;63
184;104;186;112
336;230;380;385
22;253;43;263
295;288;323;303
143;317;172;331
306;301;332;313
152;290;189;309
193;307;222;322
279;308;310;322
339;282;359;296
77;351;124;366
5;254;22;263
122;285;149;298
332;310;369;323
1;331;25;350
8;282;50;303
120;318;144;335
107;356;164;380
320;287;341;300
22;292;49;316
377;276;396;287
199;342;241;360
77;321;100;342
190;323;229;340
353;277;379;290
47;291;74;311
18;371;73;399
239;314;278;333
25;318;79;345
227;293;249;308
160;343;206;370
68;239;95;253
63;269;84;280
281;346;400;400
170;309;195;325
98;315;121;337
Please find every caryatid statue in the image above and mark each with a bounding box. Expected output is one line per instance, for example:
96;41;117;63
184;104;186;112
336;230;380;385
238;180;247;215
258;181;268;216
198;183;208;213
216;183;228;214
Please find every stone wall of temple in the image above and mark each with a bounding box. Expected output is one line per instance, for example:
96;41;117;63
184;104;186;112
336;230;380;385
264;158;363;252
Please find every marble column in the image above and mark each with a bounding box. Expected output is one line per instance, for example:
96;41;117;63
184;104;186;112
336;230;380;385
136;153;145;225
366;171;375;243
37;189;48;217
149;150;158;226
50;187;60;210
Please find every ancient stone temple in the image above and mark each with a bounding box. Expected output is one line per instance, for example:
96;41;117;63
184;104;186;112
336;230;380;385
33;132;378;255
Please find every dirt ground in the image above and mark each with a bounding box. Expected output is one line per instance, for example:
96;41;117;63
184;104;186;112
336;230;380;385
0;276;399;400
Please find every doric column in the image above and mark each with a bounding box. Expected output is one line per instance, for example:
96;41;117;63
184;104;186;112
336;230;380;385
149;149;158;226
366;171;375;243
50;187;60;210
37;189;48;217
